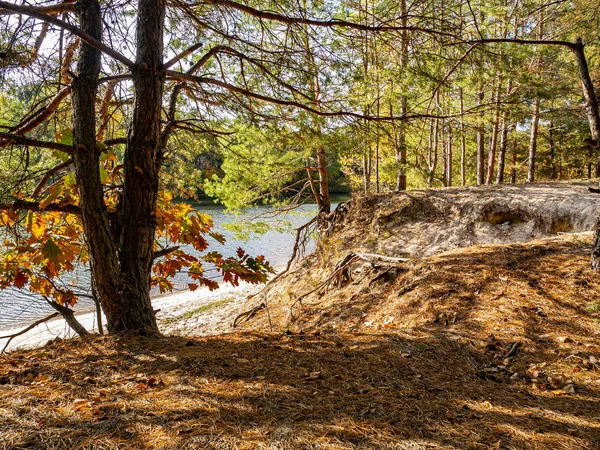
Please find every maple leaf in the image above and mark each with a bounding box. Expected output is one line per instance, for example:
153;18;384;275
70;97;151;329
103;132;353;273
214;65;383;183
41;238;62;260
13;271;28;289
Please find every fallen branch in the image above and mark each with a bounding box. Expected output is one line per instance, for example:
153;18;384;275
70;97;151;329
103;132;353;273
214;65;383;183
0;312;60;353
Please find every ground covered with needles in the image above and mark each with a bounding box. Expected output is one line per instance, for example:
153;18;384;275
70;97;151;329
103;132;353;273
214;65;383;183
1;235;600;449
2;184;600;449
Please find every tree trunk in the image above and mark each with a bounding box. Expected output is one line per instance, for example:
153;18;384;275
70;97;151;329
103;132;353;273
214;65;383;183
363;147;371;195
571;39;600;173
572;39;600;143
510;139;517;184
527;97;540;183
527;11;543;184
71;0;121;327
476;88;485;185
486;80;502;184
375;97;380;193
395;0;408;191
571;39;600;270
459;87;466;186
427;118;438;187
441;118;448;187
446;127;452;187
549;119;556;179
114;0;166;334
496;80;512;184
316;147;330;213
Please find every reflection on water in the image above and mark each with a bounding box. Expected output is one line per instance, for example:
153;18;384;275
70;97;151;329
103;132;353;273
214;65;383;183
0;198;347;329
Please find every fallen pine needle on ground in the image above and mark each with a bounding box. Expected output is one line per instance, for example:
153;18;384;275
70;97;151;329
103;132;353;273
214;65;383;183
1;235;600;449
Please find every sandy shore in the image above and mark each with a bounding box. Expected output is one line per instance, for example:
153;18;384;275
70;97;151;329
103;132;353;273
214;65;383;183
0;281;263;352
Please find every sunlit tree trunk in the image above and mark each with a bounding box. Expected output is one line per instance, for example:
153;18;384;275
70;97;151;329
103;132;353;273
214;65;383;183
395;0;409;191
70;0;165;334
71;0;121;330
510;140;518;184
496;80;512;184
486;80;502;184
476;87;485;185
428;117;438;187
116;0;166;333
527;97;541;183
302;10;330;214
445;126;453;187
549;119;557;179
459;87;466;186
527;10;543;184
572;39;600;173
572;40;600;270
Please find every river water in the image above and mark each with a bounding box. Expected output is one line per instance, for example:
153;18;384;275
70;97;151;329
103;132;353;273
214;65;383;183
0;198;345;329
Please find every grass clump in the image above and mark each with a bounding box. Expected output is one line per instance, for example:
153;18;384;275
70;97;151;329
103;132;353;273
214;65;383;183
166;297;234;323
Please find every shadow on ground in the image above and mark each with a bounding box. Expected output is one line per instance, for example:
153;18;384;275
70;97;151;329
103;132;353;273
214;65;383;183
1;329;599;449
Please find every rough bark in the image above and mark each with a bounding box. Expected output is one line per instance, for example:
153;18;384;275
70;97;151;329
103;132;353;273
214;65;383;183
445;127;452;187
316;147;330;214
510;139;517;184
527;97;540;183
395;0;408;191
476;88;485;185
572;39;600;144
71;0;121;327
527;11;543;184
459;87;466;186
572;38;600;271
496;81;512;184
486;81;502;184
115;0;166;334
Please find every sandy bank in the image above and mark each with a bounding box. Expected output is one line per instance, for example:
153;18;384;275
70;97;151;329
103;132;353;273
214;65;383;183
0;281;262;352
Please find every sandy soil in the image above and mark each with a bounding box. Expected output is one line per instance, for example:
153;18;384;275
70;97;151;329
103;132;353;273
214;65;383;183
0;282;261;352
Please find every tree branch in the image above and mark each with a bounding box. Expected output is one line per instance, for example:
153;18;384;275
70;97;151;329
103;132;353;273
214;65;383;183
464;38;575;49
0;0;135;68
0;312;61;353
32;160;74;197
104;137;128;146
0;2;76;16
1;87;72;142
0;199;81;215
163;43;203;69
0;132;74;153
166;71;469;121
197;0;454;38
153;246;181;259
44;297;89;337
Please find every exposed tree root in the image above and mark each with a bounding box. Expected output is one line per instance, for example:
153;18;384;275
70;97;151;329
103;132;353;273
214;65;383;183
233;216;318;329
290;252;410;319
232;303;266;328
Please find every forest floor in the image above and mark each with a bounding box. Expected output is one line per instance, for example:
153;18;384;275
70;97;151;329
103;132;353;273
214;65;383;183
1;183;600;449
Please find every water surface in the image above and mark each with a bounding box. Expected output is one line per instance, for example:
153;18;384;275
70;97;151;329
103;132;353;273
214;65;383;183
0;198;347;329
